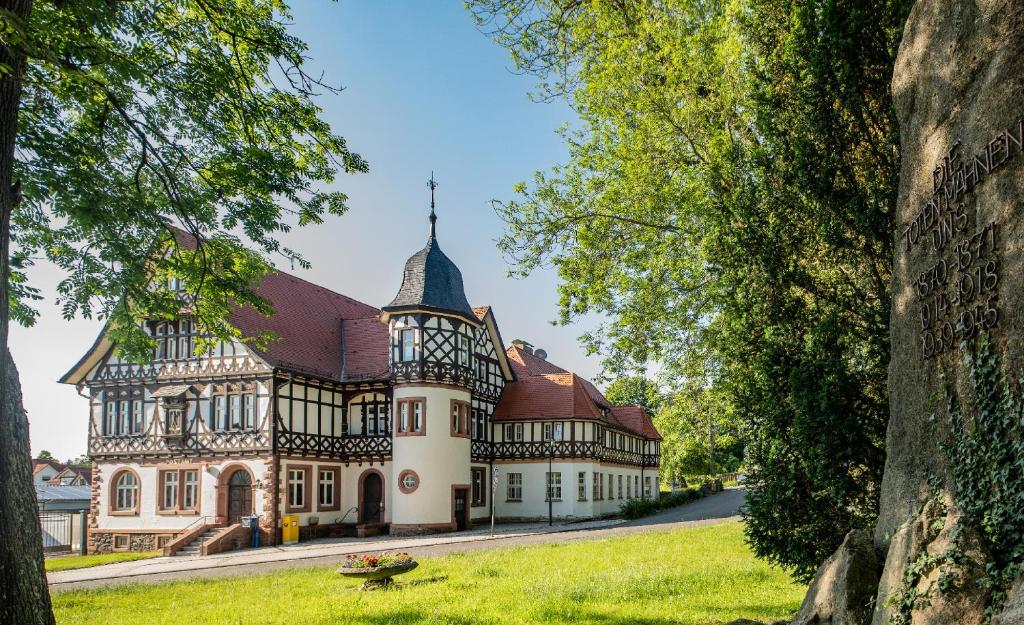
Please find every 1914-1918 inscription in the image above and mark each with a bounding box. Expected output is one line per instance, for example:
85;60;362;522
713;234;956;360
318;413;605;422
904;118;1023;359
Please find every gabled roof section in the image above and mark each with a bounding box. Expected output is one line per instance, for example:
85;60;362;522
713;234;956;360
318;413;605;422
492;373;605;420
610;406;663;441
228;271;385;381
473;306;515;382
60;261;390;384
495;344;660;440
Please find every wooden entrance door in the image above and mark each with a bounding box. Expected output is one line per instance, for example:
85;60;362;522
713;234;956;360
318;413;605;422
361;473;382;524
453;488;468;531
227;470;253;524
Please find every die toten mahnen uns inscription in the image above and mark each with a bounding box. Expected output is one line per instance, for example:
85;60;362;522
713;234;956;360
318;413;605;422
902;117;1023;360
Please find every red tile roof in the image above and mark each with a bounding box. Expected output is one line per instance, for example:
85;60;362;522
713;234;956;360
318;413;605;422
229;271;388;381
609;406;663;441
494;345;660;440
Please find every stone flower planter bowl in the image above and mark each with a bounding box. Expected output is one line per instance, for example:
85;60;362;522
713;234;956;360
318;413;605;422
337;561;419;589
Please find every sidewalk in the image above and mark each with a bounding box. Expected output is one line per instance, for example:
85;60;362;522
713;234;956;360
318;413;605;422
47;518;623;588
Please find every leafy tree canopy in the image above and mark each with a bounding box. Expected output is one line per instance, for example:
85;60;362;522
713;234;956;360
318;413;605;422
469;0;910;581
603;375;662;415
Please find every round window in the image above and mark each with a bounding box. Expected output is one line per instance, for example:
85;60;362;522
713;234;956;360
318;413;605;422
398;470;420;493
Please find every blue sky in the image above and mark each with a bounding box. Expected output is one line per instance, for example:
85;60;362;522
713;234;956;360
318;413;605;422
13;2;606;461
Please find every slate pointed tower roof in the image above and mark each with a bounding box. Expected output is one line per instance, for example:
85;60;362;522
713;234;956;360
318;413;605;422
383;175;478;324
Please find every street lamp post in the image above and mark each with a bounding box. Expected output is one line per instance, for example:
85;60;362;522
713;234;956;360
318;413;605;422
547;439;553;527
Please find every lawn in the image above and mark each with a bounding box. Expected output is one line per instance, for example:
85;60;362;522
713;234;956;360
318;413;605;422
52;521;804;625
46;551;162;573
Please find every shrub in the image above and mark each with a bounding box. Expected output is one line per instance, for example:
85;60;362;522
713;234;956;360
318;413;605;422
619;488;702;519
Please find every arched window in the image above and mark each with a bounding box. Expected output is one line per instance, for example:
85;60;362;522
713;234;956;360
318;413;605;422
112;470;139;514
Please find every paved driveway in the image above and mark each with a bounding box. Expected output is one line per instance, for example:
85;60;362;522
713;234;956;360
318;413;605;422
49;487;746;591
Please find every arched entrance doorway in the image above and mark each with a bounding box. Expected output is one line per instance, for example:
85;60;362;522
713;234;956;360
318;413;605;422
227;469;253;524
360;471;383;524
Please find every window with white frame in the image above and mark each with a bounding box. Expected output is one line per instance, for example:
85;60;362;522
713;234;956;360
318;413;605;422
209;388;257;431
626;476;632;499
162;471;179;510
542;422;563;441
319;469;335;508
396;398;423;434
399;328;416;362
113;471;138;512
578;472;587;501
644;477;652;498
546;472;562;501
183;470;198;510
103;393;146;436
288;468;306;509
593;471;600;500
507;472;522;501
618;475;624;499
458;334;471;367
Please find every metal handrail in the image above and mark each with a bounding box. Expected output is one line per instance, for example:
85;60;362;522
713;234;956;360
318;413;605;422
335;506;359;524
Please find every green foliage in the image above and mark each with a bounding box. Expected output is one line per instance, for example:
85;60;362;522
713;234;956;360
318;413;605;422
942;338;1024;618
2;1;365;359
603;375;663;414
619;488;703;520
655;380;744;483
468;0;909;581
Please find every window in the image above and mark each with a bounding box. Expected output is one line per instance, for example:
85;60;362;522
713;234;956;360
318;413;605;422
210;389;257;431
644;477;652;498
113;534;130;551
103;393;147;436
626;476;632;499
503;423;524;442
151;319;199;362
183;470;198;510
593;471;600;500
507;472;522;501
395;398;425;435
398;470;420;493
472;407;487;440
578;472;587;501
318;468;338;510
546;472;562;501
635;476;640;498
400;328;416;362
458;334;471;366
618;475;624;499
450;400;469;437
162;471;179;509
608;473;614;500
158;468;199;513
471;467;486;506
287;467;309;511
112;471;138;514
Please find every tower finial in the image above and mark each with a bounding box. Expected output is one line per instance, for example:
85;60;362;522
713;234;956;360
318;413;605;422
428;172;438;237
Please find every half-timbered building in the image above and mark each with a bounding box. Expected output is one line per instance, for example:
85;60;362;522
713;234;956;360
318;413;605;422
61;207;661;554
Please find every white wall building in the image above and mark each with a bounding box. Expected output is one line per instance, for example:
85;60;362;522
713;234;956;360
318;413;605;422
61;204;661;553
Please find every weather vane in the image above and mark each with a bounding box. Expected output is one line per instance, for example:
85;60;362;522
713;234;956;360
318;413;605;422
428;172;438;236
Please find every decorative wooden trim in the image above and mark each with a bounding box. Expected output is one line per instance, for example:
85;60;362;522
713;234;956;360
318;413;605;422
394;397;426;437
451;483;471;531
285;464;312;513
393;381;468;393
450;399;470;438
357;468;386;524
397;469;420;494
108;467;141;516
316;465;341;512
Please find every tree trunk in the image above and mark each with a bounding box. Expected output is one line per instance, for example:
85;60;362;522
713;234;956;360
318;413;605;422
0;1;54;624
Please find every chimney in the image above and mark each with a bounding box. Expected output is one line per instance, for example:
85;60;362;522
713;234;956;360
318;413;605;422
534;348;547;360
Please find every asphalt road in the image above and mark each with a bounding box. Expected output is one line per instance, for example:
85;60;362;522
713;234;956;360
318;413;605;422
51;488;746;591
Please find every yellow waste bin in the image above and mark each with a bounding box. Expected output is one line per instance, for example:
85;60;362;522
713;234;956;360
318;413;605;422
282;514;299;545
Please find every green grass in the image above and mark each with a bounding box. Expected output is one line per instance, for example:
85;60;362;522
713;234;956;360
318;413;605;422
46;551;162;573
53;521;804;625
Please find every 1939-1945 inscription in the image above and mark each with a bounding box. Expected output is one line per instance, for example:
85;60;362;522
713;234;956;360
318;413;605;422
902;118;1023;359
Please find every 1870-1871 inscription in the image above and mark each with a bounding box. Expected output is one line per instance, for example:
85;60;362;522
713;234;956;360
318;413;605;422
902;118;1023;359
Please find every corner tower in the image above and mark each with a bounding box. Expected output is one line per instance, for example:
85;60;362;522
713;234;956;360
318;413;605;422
381;178;480;534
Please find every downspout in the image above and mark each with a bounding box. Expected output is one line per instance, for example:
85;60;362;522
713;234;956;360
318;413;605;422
271;368;281;546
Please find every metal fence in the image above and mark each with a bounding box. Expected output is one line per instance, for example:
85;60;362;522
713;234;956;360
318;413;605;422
39;511;85;554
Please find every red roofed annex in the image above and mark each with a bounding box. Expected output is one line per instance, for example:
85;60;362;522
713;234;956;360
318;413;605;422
61;202;661;554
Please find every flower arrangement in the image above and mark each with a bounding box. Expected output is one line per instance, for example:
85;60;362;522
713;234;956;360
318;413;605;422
340;552;414;570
